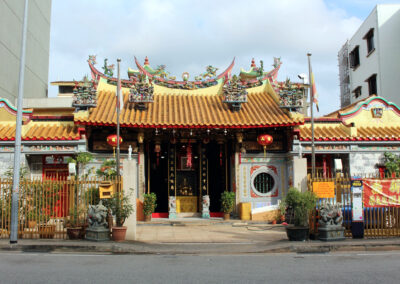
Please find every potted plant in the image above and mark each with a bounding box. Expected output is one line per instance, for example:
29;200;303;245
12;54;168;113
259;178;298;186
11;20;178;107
104;189;134;241
143;193;157;222
65;207;85;240
220;191;235;220
281;187;317;241
278;199;287;223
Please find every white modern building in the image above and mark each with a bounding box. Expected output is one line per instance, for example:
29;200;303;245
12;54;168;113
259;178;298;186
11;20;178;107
0;0;52;103
338;4;400;108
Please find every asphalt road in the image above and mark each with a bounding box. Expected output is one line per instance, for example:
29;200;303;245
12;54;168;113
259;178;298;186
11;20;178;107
0;251;399;284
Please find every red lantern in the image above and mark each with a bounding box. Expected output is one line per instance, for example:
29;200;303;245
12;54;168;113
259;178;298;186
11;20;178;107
107;134;123;157
257;134;273;157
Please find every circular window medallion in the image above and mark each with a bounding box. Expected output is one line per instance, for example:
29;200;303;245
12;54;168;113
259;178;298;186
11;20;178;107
253;172;275;194
250;166;279;197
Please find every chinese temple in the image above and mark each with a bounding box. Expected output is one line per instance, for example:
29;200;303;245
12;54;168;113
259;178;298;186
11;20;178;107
2;55;400;221
72;56;307;220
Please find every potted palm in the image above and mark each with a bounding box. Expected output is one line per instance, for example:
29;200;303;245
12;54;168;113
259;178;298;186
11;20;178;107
143;193;157;221
281;187;317;241
220;191;235;220
104;189;134;241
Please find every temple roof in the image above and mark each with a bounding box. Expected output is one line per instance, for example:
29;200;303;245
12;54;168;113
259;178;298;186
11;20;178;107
298;96;400;141
74;82;303;128
0;122;80;141
299;124;400;141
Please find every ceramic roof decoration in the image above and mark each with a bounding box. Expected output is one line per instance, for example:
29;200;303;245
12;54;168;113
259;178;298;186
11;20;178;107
72;76;98;109
276;78;307;112
80;55;309;127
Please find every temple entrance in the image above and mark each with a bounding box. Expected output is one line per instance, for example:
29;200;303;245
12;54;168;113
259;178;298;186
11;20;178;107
207;141;230;213
147;139;230;217
175;142;199;215
148;142;169;213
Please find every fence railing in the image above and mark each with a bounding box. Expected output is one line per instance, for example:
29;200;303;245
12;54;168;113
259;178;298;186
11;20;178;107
308;173;400;238
0;176;121;239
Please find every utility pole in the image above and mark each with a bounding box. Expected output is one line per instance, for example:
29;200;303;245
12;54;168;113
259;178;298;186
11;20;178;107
116;59;121;225
10;0;29;244
116;59;121;182
307;53;316;178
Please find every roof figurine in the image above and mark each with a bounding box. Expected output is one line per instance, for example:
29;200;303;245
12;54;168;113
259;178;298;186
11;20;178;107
102;58;114;77
251;58;256;68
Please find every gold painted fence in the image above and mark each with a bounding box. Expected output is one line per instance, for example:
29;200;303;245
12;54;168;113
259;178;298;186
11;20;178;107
0;177;121;239
308;174;400;238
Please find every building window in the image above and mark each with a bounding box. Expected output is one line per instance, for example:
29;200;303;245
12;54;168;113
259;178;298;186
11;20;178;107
349;46;360;68
253;172;275;194
59;86;74;93
352;86;362;99
366;74;377;95
363;28;375;54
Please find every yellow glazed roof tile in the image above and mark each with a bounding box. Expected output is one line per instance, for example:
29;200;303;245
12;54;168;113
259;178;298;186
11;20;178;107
76;90;303;128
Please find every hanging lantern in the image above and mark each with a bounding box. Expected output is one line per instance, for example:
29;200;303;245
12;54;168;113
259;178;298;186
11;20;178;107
186;140;192;168
257;134;273;157
107;134;123;157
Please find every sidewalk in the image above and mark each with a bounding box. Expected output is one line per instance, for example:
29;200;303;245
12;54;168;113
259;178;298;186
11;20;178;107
1;221;400;255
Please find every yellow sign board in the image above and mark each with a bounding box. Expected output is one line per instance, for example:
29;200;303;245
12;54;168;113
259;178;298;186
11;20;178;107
313;182;335;198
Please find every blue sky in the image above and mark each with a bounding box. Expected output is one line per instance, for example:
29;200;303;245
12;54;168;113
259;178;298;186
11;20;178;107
48;0;399;115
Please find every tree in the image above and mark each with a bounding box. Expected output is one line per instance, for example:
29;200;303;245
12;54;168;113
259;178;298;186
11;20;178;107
383;152;400;176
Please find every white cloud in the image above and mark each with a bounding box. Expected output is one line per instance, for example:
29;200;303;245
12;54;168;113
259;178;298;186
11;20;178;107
48;0;363;115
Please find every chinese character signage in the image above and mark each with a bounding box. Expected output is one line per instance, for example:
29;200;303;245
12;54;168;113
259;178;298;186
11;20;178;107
351;180;363;221
313;182;335;198
363;179;400;207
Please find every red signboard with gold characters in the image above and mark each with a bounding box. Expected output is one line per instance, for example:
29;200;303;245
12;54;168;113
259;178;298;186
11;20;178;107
363;179;400;207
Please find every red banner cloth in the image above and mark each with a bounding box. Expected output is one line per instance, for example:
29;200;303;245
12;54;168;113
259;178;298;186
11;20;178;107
363;178;400;207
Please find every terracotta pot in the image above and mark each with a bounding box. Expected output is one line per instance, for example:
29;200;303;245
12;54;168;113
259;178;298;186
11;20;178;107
223;213;230;220
112;226;127;242
145;214;152;222
272;220;277;225
67;227;82;240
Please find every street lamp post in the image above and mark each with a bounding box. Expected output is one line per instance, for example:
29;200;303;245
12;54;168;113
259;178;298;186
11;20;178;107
10;0;29;244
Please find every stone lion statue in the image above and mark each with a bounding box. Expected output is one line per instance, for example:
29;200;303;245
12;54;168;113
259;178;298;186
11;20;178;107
87;200;109;228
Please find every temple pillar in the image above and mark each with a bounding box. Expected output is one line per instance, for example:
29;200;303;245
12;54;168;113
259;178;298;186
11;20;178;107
168;144;177;219
200;143;209;218
292;156;308;192
123;159;137;241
